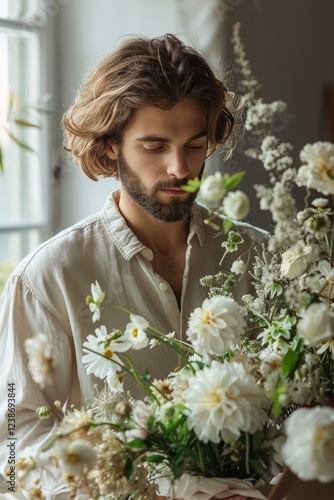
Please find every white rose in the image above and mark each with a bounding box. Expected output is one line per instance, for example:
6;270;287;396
223;190;250;220
297;302;334;346
199;172;226;202
282;406;334;482
280;241;320;279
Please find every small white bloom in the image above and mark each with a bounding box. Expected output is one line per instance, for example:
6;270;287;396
123;314;149;350
297;302;334;346
223;190;250;220
199;172;226;202
24;333;57;389
186;295;246;356
280;241;320;279
297;141;334;195
56;438;96;475
132;400;152;426
171;367;193;404
87;280;105;323
242;294;254;305
282;406;334;482
230;259;247;275
304;213;330;237
301;272;322;293
312;197;329;208
82;325;131;380
259;348;284;378
183;361;268;443
252;298;266;314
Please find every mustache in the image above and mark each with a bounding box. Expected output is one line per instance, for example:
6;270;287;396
154;179;191;190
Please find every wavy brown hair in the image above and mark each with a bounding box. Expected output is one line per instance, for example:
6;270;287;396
62;34;237;180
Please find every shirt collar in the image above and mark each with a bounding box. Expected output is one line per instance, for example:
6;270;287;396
102;190;206;261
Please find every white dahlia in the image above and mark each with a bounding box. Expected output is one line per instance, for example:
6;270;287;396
186;296;245;356
183;361;268;443
297;141;334;195
282;406;334;482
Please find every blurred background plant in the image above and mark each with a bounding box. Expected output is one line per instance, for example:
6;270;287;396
0;91;52;173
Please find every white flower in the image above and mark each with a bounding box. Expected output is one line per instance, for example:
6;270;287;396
280;241;319;279
259;348;284;378
171;368;193;404
297;302;334;346
223;190;250;220
230;259;246;275
297;141;334;195
199;172;226;202
58;408;94;435
252;298;266;314
123;314;149;350
282;406;334;482
183;361;268;443
56;438;96;475
304;213;330;237
87;280;105;323
125;401;152;442
82;325;131;380
24;333;57;389
312;197;329;208
186;296;245;356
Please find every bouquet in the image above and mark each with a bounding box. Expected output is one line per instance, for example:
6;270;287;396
17;23;334;499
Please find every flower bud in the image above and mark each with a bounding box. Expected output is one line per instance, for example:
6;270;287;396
36;406;52;419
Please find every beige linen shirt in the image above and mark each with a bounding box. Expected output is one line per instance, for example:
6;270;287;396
0;190;265;497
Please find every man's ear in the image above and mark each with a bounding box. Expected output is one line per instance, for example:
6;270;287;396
105;142;119;160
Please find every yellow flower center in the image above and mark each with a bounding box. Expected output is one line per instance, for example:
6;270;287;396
132;328;138;338
209;392;221;406
319;162;334;180
104;348;114;358
67;453;79;464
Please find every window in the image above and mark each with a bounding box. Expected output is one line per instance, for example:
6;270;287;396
0;0;52;292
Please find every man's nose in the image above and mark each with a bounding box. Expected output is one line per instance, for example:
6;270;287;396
166;150;190;179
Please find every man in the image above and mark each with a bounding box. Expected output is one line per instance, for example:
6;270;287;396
0;34;261;496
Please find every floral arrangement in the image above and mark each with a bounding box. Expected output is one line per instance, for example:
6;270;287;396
15;23;334;499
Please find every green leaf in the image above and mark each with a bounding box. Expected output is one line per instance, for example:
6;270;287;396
0;146;3;173
124;458;133;479
282;349;299;378
7;131;36;153
224;171;246;190
14;118;41;128
145;454;165;463
31;106;56;116
223;218;234;232
126;439;147;449
181;177;201;193
172;453;185;479
251;429;264;452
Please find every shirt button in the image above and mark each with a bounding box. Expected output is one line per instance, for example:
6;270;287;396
141;248;153;260
159;282;168;292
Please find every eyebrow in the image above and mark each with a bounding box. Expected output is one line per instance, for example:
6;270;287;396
136;132;208;143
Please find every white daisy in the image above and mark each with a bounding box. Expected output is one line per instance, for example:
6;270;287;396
123;314;149;350
56;438;96;475
82;326;131;380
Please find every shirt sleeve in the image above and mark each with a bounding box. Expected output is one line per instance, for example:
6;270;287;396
0;275;76;498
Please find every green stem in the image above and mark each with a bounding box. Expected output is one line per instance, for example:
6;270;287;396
245;432;250;475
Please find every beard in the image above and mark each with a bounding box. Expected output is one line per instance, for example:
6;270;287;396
117;148;203;222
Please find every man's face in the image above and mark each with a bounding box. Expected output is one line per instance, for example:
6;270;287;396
108;98;208;222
